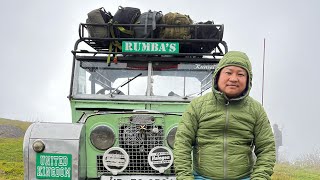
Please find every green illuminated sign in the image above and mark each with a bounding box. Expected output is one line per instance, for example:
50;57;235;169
122;41;179;54
36;153;72;179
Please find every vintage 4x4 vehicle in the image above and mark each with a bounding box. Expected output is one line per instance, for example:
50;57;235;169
23;20;227;179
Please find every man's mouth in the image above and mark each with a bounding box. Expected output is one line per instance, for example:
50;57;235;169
227;84;238;87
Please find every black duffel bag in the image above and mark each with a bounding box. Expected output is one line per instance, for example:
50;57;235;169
112;6;141;38
192;21;223;53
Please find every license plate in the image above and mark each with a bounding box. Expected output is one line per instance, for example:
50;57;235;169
101;175;176;180
36;153;72;179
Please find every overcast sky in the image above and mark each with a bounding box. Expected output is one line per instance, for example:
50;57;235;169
1;0;319;161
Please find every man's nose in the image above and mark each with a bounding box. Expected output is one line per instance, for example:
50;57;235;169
229;74;238;81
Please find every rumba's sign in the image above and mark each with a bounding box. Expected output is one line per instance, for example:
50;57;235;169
122;41;179;54
36;153;72;179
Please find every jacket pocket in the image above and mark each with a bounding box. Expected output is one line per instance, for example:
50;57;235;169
197;145;220;176
228;144;253;174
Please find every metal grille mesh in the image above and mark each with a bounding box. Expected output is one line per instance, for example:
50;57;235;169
96;121;175;175
120;123;163;174
97;155;105;174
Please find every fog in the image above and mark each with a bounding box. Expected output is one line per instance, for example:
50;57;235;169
0;0;319;161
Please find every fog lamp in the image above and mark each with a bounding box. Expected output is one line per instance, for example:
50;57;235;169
32;140;45;152
167;127;177;149
90;125;115;150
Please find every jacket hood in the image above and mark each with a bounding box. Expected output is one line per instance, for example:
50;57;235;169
212;51;252;101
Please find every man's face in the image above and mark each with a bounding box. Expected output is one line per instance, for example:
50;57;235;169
217;66;248;98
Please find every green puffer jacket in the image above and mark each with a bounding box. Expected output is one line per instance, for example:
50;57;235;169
174;51;276;180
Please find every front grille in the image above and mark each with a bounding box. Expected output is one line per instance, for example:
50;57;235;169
97;119;175;175
120;123;163;174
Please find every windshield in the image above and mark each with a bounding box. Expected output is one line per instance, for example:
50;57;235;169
73;61;216;99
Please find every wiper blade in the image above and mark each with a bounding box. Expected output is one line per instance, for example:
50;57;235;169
183;86;211;100
110;73;142;97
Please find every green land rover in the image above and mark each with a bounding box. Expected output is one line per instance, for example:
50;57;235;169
23;15;227;180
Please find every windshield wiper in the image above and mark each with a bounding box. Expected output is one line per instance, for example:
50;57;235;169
110;73;142;97
182;86;211;100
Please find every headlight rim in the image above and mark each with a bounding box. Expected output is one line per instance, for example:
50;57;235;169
90;125;115;151
167;126;178;149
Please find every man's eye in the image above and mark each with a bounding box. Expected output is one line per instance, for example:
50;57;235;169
225;72;232;75
238;72;247;77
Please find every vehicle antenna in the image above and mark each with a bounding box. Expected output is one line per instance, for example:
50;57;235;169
262;38;266;106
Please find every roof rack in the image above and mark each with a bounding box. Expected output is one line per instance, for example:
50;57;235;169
72;23;228;62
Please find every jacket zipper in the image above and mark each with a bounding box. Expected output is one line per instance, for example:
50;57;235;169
224;101;230;179
198;148;201;166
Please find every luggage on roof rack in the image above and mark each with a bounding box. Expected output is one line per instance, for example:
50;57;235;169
112;6;141;39
77;15;228;62
85;8;113;48
159;12;193;39
133;10;163;38
79;23;226;53
77;8;228;59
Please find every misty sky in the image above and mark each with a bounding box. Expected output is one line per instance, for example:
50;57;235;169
1;0;319;161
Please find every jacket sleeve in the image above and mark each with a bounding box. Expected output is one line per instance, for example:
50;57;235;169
174;101;199;180
251;104;276;180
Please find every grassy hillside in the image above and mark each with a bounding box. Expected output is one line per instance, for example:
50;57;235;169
0;118;31;131
0;118;320;179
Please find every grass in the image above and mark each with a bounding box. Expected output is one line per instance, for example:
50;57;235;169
1;118;320;179
0;138;24;180
272;163;320;180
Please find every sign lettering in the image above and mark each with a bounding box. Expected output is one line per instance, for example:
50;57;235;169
148;146;173;173
122;41;179;54
36;153;72;179
195;64;216;69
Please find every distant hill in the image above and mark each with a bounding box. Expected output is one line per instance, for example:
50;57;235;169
0;118;32;138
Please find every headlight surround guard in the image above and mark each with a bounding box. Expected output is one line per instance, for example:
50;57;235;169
167;126;177;149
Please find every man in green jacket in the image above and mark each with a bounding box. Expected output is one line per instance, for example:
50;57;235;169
174;51;276;180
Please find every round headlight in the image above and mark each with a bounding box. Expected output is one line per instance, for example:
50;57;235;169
90;125;115;150
167;127;177;149
33;140;45;152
